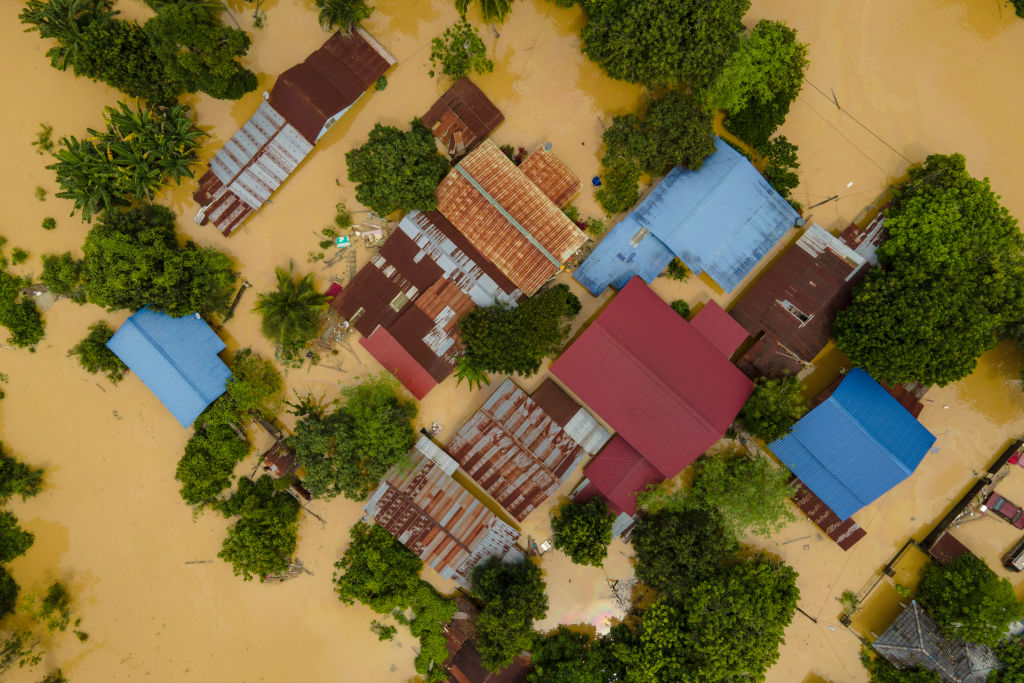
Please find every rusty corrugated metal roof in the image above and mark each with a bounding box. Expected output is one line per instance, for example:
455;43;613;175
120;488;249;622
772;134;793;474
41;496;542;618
518;147;580;208
364;437;521;587
445;379;589;521
436;140;587;295
421;77;504;159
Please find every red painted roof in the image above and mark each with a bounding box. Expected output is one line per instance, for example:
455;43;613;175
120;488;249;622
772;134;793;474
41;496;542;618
691;300;749;358
550;277;753;478
359;326;437;399
582;436;663;515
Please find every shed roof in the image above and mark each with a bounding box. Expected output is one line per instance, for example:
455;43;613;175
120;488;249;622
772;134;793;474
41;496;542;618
690;300;748;358
581;436;663;515
106;308;231;428
769;368;936;520
359;326;439;400
550;277;753;479
436;140;587;295
364;437;521;587
421;77;504;158
873;601;999;682
445;379;592;521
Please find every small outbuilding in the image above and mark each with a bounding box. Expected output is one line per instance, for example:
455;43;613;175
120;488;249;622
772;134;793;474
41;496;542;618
421;77;504;159
106;308;231;428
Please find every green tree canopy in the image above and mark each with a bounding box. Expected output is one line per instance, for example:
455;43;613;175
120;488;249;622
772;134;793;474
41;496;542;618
459;284;581;377
738;375;808;442
68;321;127;384
551;498;614;567
287;375;417;501
216;475;301;581
253;266;327;358
40;252;86;304
0;511;35;563
0;271;45;349
455;0;512;22
528;626;628;683
82;205;237;317
175;422;249;506
470;558;549;672
225;348;283;416
0;447;44;504
315;0;373;31
990;635;1024;683
578;0;749;89
915;553;1023;646
632;508;739;603
833;154;1024;386
707;20;808;115
0;566;18;620
345;119;450;216
863;653;941;683
759;136;802;209
429;19;494;80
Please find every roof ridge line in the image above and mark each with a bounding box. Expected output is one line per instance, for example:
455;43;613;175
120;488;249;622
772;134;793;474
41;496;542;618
127;311;221;405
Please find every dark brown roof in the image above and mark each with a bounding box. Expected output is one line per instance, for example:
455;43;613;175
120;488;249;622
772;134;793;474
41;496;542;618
449;645;531;683
529;378;582;428
262;442;297;477
927;530;970;565
790;478;866;551
268;28;395;143
422;78;504;158
518;147;581;208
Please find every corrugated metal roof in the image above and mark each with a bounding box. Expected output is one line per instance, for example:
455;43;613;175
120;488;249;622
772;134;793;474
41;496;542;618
581;436;663;516
768;368;936;521
359;326;439;400
446;378;589;521
790;479;866;551
436;140;587;295
421;77;504;158
550;277;753;479
526;379;611;454
518;147;581;208
690;300;748;358
571;212;676;296
364;437;521;587
106;308;231;428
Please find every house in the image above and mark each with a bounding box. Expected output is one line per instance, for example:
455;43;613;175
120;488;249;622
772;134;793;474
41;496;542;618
421;78;504;159
768;368;936;521
873;601;999;682
730;223;869;377
445;378;611;522
551;277;753;521
573;137;801;296
193;29;395;235
105;308;231;428
331;210;523;398
435;139;586;296
363;436;523;587
444;597;533;683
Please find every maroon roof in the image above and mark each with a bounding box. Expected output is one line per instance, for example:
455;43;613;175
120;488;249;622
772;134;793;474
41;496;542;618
421;77;504;158
550;277;753;479
581;436;663;515
790;479;866;551
529;378;583;428
690;301;748;358
926;530;970;565
268;28;395;143
359;326;438;399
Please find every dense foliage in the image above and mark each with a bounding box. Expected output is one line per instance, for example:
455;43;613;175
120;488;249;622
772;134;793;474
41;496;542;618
40;253;86;303
551;498;614;567
0;566;18;620
253;267;326;358
455;0;512;22
528;626;627;683
670;300;690;319
0;447;44;503
0;511;35;564
429;19;494;80
834;154;1024;386
470;558;549;672
0;270;45;348
345;120;450;216
316;0;373;31
738;375;808;442
578;0;749;89
459;284;581;377
708;20;808;115
862;653;941;683
68;321;127;384
287;375;417;501
915;554;1022;646
225;348;283;416
216;476;301;581
82;205;237;317
759;136;802;209
990;635;1024;683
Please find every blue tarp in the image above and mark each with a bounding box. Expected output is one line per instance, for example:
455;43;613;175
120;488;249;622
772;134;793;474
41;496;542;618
769;368;936;520
573;137;800;295
106;308;232;427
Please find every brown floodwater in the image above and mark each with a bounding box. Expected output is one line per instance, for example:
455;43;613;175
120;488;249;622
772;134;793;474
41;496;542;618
4;0;1024;681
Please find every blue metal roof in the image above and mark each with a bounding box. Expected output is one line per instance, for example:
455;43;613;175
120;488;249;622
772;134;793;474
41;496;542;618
573;137;799;295
769;368;936;521
106;308;232;428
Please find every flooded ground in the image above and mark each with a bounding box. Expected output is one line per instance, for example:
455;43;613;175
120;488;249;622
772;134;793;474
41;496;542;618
4;0;1024;681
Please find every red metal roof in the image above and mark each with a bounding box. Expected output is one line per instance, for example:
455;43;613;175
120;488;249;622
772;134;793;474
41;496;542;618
690;300;748;358
581;436;663;516
518;147;581;208
790;479;866;551
421;77;504;158
359;326;438;400
550;277;753;478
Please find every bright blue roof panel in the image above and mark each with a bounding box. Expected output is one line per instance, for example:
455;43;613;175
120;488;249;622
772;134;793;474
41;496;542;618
769;368;936;520
572;214;675;296
107;308;231;427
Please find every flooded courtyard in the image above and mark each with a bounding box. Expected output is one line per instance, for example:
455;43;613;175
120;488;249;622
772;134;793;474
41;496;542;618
3;0;1024;681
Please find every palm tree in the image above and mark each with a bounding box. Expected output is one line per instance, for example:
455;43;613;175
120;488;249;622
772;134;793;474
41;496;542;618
254;266;327;357
454;355;490;390
455;0;512;23
19;0;118;70
316;0;372;32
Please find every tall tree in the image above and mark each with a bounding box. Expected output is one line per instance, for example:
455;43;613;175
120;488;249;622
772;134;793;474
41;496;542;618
737;375;808;443
834;154;1024;386
471;558;549;672
0;566;18;620
551;498;614;567
253;266;327;357
175;422;249;506
990;635;1024;683
216;476;301;581
0;271;46;349
915;553;1023;646
19;0;118;71
345;119;450;216
707;20;808;115
68;321;127;384
455;0;512;22
578;0;749;89
528;626;628;683
315;0;373;31
225;348;283;416
0;511;35;563
0;447;44;503
40;253;86;304
429;19;494;80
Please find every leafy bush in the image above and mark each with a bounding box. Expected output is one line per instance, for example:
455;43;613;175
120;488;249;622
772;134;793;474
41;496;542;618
551;498;614;567
670;300;690;318
738;375;809;443
429;19;493;80
41;217;56;231
41;253;85;304
68;321;127;383
662;258;690;282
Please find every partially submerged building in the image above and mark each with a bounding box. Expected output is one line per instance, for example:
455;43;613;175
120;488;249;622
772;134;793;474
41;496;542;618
873;601;999;682
769;368;936;521
364;436;523;587
106;308;231;428
445;379;612;522
193;29;395;235
444;597;533;683
421;78;504;159
573;137;801;296
552;278;753;520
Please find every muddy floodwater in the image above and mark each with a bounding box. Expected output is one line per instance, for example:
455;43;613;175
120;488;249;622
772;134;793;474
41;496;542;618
3;0;1024;681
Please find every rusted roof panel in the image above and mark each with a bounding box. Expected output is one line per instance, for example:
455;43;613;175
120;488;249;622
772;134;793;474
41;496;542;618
421;77;504;158
518;148;581;208
262;442;297;477
446;379;589;521
364;437;521;587
436;140;587;295
530;378;611;454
